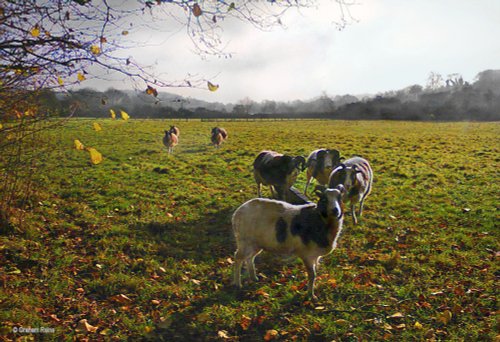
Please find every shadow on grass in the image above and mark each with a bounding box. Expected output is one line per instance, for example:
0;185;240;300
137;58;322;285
130;207;235;263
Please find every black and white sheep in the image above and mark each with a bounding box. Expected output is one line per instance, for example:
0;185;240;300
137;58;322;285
162;130;178;154
328;156;373;225
211;127;228;148
253;150;306;202
304;149;343;194
232;185;346;299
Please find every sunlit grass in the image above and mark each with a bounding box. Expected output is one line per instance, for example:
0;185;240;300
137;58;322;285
0;119;498;340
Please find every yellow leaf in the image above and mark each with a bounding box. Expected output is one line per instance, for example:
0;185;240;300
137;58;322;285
30;26;40;37
74;139;85;150
58;76;64;86
192;3;202;17
77;72;86;82
87;148;103;165
120;110;130;120
90;45;101;55
109;109;116;119
75;319;98;333
0;123;3;130
207;81;219;92
414;321;423;330
93;122;102;131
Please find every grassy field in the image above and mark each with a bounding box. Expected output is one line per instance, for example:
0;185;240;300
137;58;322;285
1;119;498;341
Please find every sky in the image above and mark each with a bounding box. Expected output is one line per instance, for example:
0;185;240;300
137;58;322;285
81;0;500;103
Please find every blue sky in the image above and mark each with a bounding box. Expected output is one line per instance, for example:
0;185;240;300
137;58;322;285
82;0;500;103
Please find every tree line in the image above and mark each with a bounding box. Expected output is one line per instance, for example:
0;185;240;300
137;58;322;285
39;69;500;121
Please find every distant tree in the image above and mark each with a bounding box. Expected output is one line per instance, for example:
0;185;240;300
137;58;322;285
426;72;445;90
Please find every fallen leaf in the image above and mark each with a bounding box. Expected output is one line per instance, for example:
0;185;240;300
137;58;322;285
240;315;251;330
387;312;404;319
110;294;132;303
122;30;129;35
264;329;279;341
57;76;64;86
314;306;325;310
462;208;471;213
76;319;98;333
109;109;116;119
93;122;102;131
151;299;160;305
218;330;230;339
438;310;452;325
414;321;423;330
99;328;113;335
334;319;349;325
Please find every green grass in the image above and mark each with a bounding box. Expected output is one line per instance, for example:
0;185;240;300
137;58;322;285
1;119;499;340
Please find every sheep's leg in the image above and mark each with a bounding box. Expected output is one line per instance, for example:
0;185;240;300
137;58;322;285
256;183;262;198
246;249;262;282
358;196;366;219
350;202;358;225
302;257;318;300
233;246;257;288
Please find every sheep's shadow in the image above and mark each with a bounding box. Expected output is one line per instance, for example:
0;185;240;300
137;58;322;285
130;207;235;263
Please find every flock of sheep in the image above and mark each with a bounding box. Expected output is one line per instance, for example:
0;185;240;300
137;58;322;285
162;125;228;153
162;125;373;299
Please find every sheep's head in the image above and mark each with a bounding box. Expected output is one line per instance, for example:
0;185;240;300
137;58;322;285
315;185;345;219
329;164;362;191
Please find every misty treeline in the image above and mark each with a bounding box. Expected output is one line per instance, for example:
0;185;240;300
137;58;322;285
40;70;500;121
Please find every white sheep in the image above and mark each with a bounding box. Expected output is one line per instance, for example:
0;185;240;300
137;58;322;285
231;185;346;299
328;157;373;225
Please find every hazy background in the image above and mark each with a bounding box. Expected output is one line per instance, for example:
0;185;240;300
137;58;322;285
78;0;500;103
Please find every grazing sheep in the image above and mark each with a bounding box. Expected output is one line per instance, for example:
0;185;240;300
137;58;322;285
211;127;228;148
304;149;343;194
169;125;180;138
253;150;306;202
232;185;346;299
162;130;178;154
328;157;373;225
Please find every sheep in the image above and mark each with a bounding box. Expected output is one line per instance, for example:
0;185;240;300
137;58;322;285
169;125;180;138
304;149;343;195
211;127;228;148
328;156;373;225
231;185;346;299
252;150;306;203
162;130;178;154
